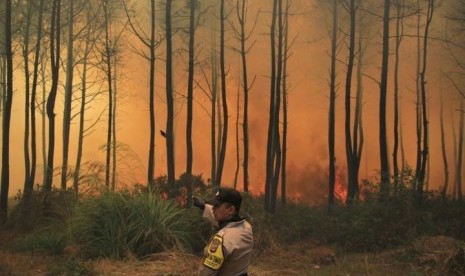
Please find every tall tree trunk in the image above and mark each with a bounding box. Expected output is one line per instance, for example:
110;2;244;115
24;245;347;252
216;0;228;186
418;0;435;196
281;0;290;206
73;16;92;195
210;31;218;185
41;57;47;186
112;53;117;191
45;0;62;192
103;0;113;188
62;0;74;190
393;0;404;191
28;0;44;194
414;0;422;193
23;0;32;192
328;0;338;210
456;101;464;201
353;8;365;202
0;0;14;224
266;0;283;213
236;0;253;192
233;81;240;189
379;0;391;194
345;0;358;202
265;0;278;212
166;0;176;189
186;0;196;205
148;0;156;187
440;90;449;200
451;107;458;199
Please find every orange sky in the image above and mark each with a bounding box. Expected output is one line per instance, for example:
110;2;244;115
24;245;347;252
3;0;463;205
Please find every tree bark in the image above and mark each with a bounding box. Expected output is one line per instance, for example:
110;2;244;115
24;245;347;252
0;0;14;224
45;0;62;192
216;0;229;186
186;0;196;205
62;0;74;190
328;0;338;210
166;0;176;189
28;0;45;194
379;0;391;194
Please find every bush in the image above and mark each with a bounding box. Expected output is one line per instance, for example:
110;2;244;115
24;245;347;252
70;191;201;259
14;230;69;255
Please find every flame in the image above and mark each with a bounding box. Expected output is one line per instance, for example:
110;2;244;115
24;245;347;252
334;169;347;203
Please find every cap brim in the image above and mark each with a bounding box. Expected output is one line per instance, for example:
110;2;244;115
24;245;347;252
206;198;223;207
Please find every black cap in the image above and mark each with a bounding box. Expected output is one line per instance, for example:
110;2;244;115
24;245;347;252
208;187;242;210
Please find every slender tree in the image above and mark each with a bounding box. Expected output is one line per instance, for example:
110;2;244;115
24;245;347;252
440;89;449;200
186;0;197;204
231;0;257;192
61;0;75;190
417;0;435;196
122;0;158;187
379;0;391;194
45;0;62;192
22;0;32;192
27;0;45;194
166;0;176;189
328;0;338;210
0;0;14;224
215;0;229;186
281;0;291;206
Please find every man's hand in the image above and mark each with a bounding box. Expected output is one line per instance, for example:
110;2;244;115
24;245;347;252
193;196;205;210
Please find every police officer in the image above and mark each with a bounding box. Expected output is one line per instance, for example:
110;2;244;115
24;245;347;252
193;187;253;276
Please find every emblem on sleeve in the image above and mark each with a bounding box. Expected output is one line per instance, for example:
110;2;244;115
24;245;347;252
203;235;224;270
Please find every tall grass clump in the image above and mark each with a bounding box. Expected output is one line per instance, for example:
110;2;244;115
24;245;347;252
70;191;200;259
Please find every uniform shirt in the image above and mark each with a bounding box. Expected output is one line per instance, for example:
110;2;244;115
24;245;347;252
200;204;253;276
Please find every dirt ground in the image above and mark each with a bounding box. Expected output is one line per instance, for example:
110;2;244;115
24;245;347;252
0;234;463;275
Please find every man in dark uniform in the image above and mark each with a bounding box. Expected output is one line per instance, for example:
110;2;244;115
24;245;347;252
193;188;253;276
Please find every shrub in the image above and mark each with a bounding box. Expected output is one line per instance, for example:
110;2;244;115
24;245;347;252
70;191;201;259
14;230;69;255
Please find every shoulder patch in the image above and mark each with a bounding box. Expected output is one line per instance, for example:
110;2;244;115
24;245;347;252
203;235;224;270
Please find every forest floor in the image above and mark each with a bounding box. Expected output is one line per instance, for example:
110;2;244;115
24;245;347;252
1;231;462;276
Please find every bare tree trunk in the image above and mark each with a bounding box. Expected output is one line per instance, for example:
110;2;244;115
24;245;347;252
45;0;62;192
0;0;14;224
265;0;278;212
41;57;47;186
23;0;32;192
148;0;156;187
186;0;196;205
456;101;464;201
233;81;240;189
328;0;338;210
379;0;391;194
414;0;422;193
345;0;357;202
266;0;283;213
165;0;176;189
281;0;290;207
61;0;74;191
103;0;113;188
28;0;45;194
418;0;435;197
216;0;229;186
73;16;92;195
210;32;218;185
112;53;117;191
452;107;458;199
235;0;255;192
440;90;449;200
353;8;365;201
393;0;404;191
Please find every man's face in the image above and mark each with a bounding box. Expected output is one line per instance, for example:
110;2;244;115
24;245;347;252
212;202;235;221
